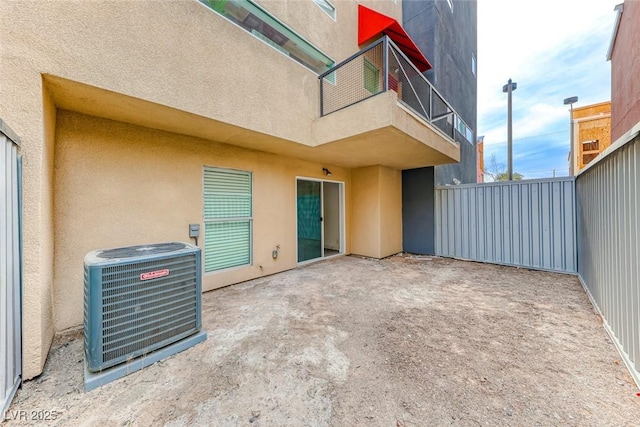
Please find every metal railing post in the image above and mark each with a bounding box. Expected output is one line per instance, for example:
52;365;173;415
388;45;428;120
383;36;389;92
319;76;324;117
429;87;433;121
451;111;455;140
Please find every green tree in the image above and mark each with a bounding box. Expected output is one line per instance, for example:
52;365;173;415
495;172;524;181
484;154;524;182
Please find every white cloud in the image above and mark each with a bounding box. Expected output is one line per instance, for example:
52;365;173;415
477;0;619;178
478;0;617;86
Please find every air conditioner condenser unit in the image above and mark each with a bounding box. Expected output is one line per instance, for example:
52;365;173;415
83;242;207;391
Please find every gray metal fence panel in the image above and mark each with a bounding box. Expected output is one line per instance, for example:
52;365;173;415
1;122;21;415
576;133;640;386
435;178;576;273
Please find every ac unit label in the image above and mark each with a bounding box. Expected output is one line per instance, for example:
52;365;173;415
140;269;170;281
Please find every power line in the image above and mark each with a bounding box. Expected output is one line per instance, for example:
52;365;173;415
483;129;565;146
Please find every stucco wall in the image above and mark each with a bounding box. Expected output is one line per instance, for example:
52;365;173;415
611;0;640;141
0;0;401;379
379;166;403;256
0;0;321;144
53;111;351;332
351;165;402;258
262;0;402;62
351;167;381;258
0;0;403;147
0;0;411;378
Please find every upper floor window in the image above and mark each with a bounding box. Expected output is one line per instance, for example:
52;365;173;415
472;53;476;77
582;139;600;152
313;0;336;20
455;116;474;145
200;0;334;75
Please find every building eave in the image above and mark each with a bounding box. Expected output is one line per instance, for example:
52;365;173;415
606;3;624;61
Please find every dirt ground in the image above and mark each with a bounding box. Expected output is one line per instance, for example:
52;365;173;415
4;255;640;426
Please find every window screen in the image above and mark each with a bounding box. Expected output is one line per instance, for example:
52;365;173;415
203;167;253;272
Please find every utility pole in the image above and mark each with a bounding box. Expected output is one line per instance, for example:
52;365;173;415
563;96;578;176
503;78;517;180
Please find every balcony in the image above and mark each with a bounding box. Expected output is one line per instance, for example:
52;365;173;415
314;36;467;169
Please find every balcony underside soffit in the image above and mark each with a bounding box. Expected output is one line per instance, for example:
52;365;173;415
44;75;458;169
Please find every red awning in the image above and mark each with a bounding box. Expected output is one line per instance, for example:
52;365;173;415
358;5;432;72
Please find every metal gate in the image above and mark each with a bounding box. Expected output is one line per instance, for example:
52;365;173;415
435;178;577;273
1;119;22;414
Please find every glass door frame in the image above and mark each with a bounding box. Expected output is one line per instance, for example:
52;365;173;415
295;177;345;265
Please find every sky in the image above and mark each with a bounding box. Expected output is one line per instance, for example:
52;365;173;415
477;0;620;179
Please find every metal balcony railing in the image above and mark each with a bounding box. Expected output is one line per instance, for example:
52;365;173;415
319;36;470;144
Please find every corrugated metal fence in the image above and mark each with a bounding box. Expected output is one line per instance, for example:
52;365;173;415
1;120;22;414
435;178;576;273
576;130;640;386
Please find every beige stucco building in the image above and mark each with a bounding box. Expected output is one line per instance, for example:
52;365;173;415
0;0;461;380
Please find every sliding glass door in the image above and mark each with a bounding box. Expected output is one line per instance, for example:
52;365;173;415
297;180;322;262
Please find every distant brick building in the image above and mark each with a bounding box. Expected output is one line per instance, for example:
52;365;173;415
570;102;611;173
477;136;484;183
608;1;640;141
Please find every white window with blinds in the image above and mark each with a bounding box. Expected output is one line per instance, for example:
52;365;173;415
203;167;253;272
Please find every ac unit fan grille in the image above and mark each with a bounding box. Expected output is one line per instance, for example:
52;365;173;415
100;255;198;367
97;242;187;259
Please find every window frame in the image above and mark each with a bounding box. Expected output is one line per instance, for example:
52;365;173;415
199;0;335;75
472;53;476;77
313;0;336;20
203;166;253;273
